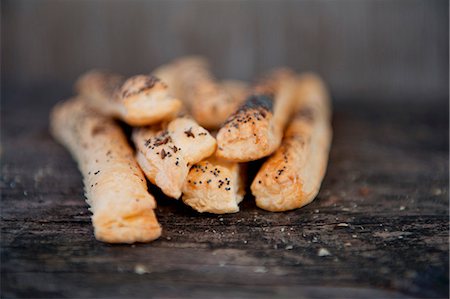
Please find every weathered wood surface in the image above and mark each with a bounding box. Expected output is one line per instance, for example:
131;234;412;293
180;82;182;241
1;87;448;298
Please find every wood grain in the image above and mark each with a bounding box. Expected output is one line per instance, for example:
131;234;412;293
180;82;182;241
1;85;448;298
1;0;448;102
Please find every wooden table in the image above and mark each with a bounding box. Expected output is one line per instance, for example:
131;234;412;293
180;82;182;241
1;86;448;298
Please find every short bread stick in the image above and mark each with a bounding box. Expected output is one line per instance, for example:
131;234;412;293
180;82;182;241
216;69;298;162
182;154;245;214
132;117;216;199
50;98;161;243
76;70;182;126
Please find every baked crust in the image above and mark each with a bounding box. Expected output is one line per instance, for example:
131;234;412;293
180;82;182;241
153;56;248;129
216;69;298;162
251;74;332;212
76;70;182;126
132;117;216;199
50;98;161;243
182;154;245;214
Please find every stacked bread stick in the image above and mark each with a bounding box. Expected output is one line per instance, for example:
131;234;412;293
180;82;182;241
50;56;332;243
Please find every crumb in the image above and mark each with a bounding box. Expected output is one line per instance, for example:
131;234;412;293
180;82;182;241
254;266;268;273
336;223;349;227
317;248;331;257
134;264;149;275
432;188;442;196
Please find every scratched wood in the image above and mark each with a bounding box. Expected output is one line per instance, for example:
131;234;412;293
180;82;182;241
0;85;448;298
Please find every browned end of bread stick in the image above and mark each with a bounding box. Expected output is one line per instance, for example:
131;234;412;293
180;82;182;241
132;117;216;199
76;70;181;126
215;94;275;162
120;75;164;98
182;154;246;214
216;69;297;162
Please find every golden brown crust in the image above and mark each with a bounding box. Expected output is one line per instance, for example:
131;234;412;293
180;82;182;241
182;155;245;214
215;95;274;162
119;75;164;99
132;117;216;199
216;69;298;162
76;70;181;126
50;98;161;243
153;56;248;129
251;74;332;212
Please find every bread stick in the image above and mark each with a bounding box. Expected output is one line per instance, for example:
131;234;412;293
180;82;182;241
182;154;245;214
50;98;161;243
251;74;332;212
153;56;248;129
216;69;298;162
76;70;182;126
132;117;216;199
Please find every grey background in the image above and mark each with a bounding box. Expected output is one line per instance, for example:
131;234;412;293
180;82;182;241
2;0;448;101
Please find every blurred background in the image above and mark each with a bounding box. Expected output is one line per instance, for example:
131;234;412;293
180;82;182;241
2;0;448;103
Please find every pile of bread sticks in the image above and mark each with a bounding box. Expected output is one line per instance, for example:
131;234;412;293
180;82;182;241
50;56;332;244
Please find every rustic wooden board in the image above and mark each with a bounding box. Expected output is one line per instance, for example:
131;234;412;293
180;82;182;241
1;87;448;298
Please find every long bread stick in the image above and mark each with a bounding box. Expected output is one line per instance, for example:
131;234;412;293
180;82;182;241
251;74;332;211
50;98;161;243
